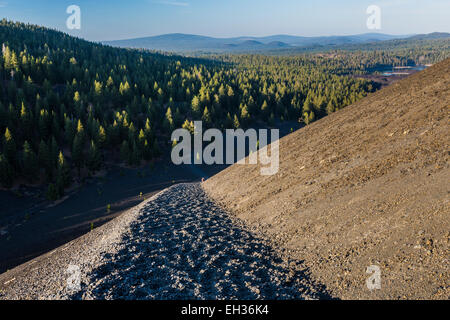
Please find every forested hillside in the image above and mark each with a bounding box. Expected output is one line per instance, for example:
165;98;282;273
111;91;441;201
0;20;395;197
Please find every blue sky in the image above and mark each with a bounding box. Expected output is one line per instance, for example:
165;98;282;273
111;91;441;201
0;0;449;41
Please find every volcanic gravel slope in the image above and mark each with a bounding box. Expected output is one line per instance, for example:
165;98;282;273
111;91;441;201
0;183;331;300
204;58;450;299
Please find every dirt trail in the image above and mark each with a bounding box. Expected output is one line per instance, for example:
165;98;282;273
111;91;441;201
0;183;331;300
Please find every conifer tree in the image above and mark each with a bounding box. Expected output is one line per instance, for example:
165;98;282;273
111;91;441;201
143;139;152;161
240;104;250;125
233;114;240;129
22;141;39;182
98;125;106;148
164;107;174;130
0;154;13;188
202;106;211;126
72;133;84;176
64;118;75;145
57;151;72;187
261;100;269;116
3;128;16;165
120;140;130;164
38;140;52;180
87;140;101;173
46;183;59;201
191;96;201;116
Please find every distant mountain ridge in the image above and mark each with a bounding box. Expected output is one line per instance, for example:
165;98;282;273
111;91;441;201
408;32;450;40
103;32;433;53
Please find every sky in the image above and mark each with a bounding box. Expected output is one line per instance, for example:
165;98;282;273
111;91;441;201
0;0;449;41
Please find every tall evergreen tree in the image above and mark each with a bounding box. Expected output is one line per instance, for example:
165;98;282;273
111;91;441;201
0;154;13;188
3;128;16;165
38;140;52;180
87;140;101;173
57;151;72;188
72;134;84;176
22;141;39;182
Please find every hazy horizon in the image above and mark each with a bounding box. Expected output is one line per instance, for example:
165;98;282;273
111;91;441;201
0;0;448;42
106;31;420;42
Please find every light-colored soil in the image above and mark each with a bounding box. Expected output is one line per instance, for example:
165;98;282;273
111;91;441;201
0;183;331;300
204;59;450;299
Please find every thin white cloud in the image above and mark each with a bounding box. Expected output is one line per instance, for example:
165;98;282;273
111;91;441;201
153;1;189;7
0;2;7;8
